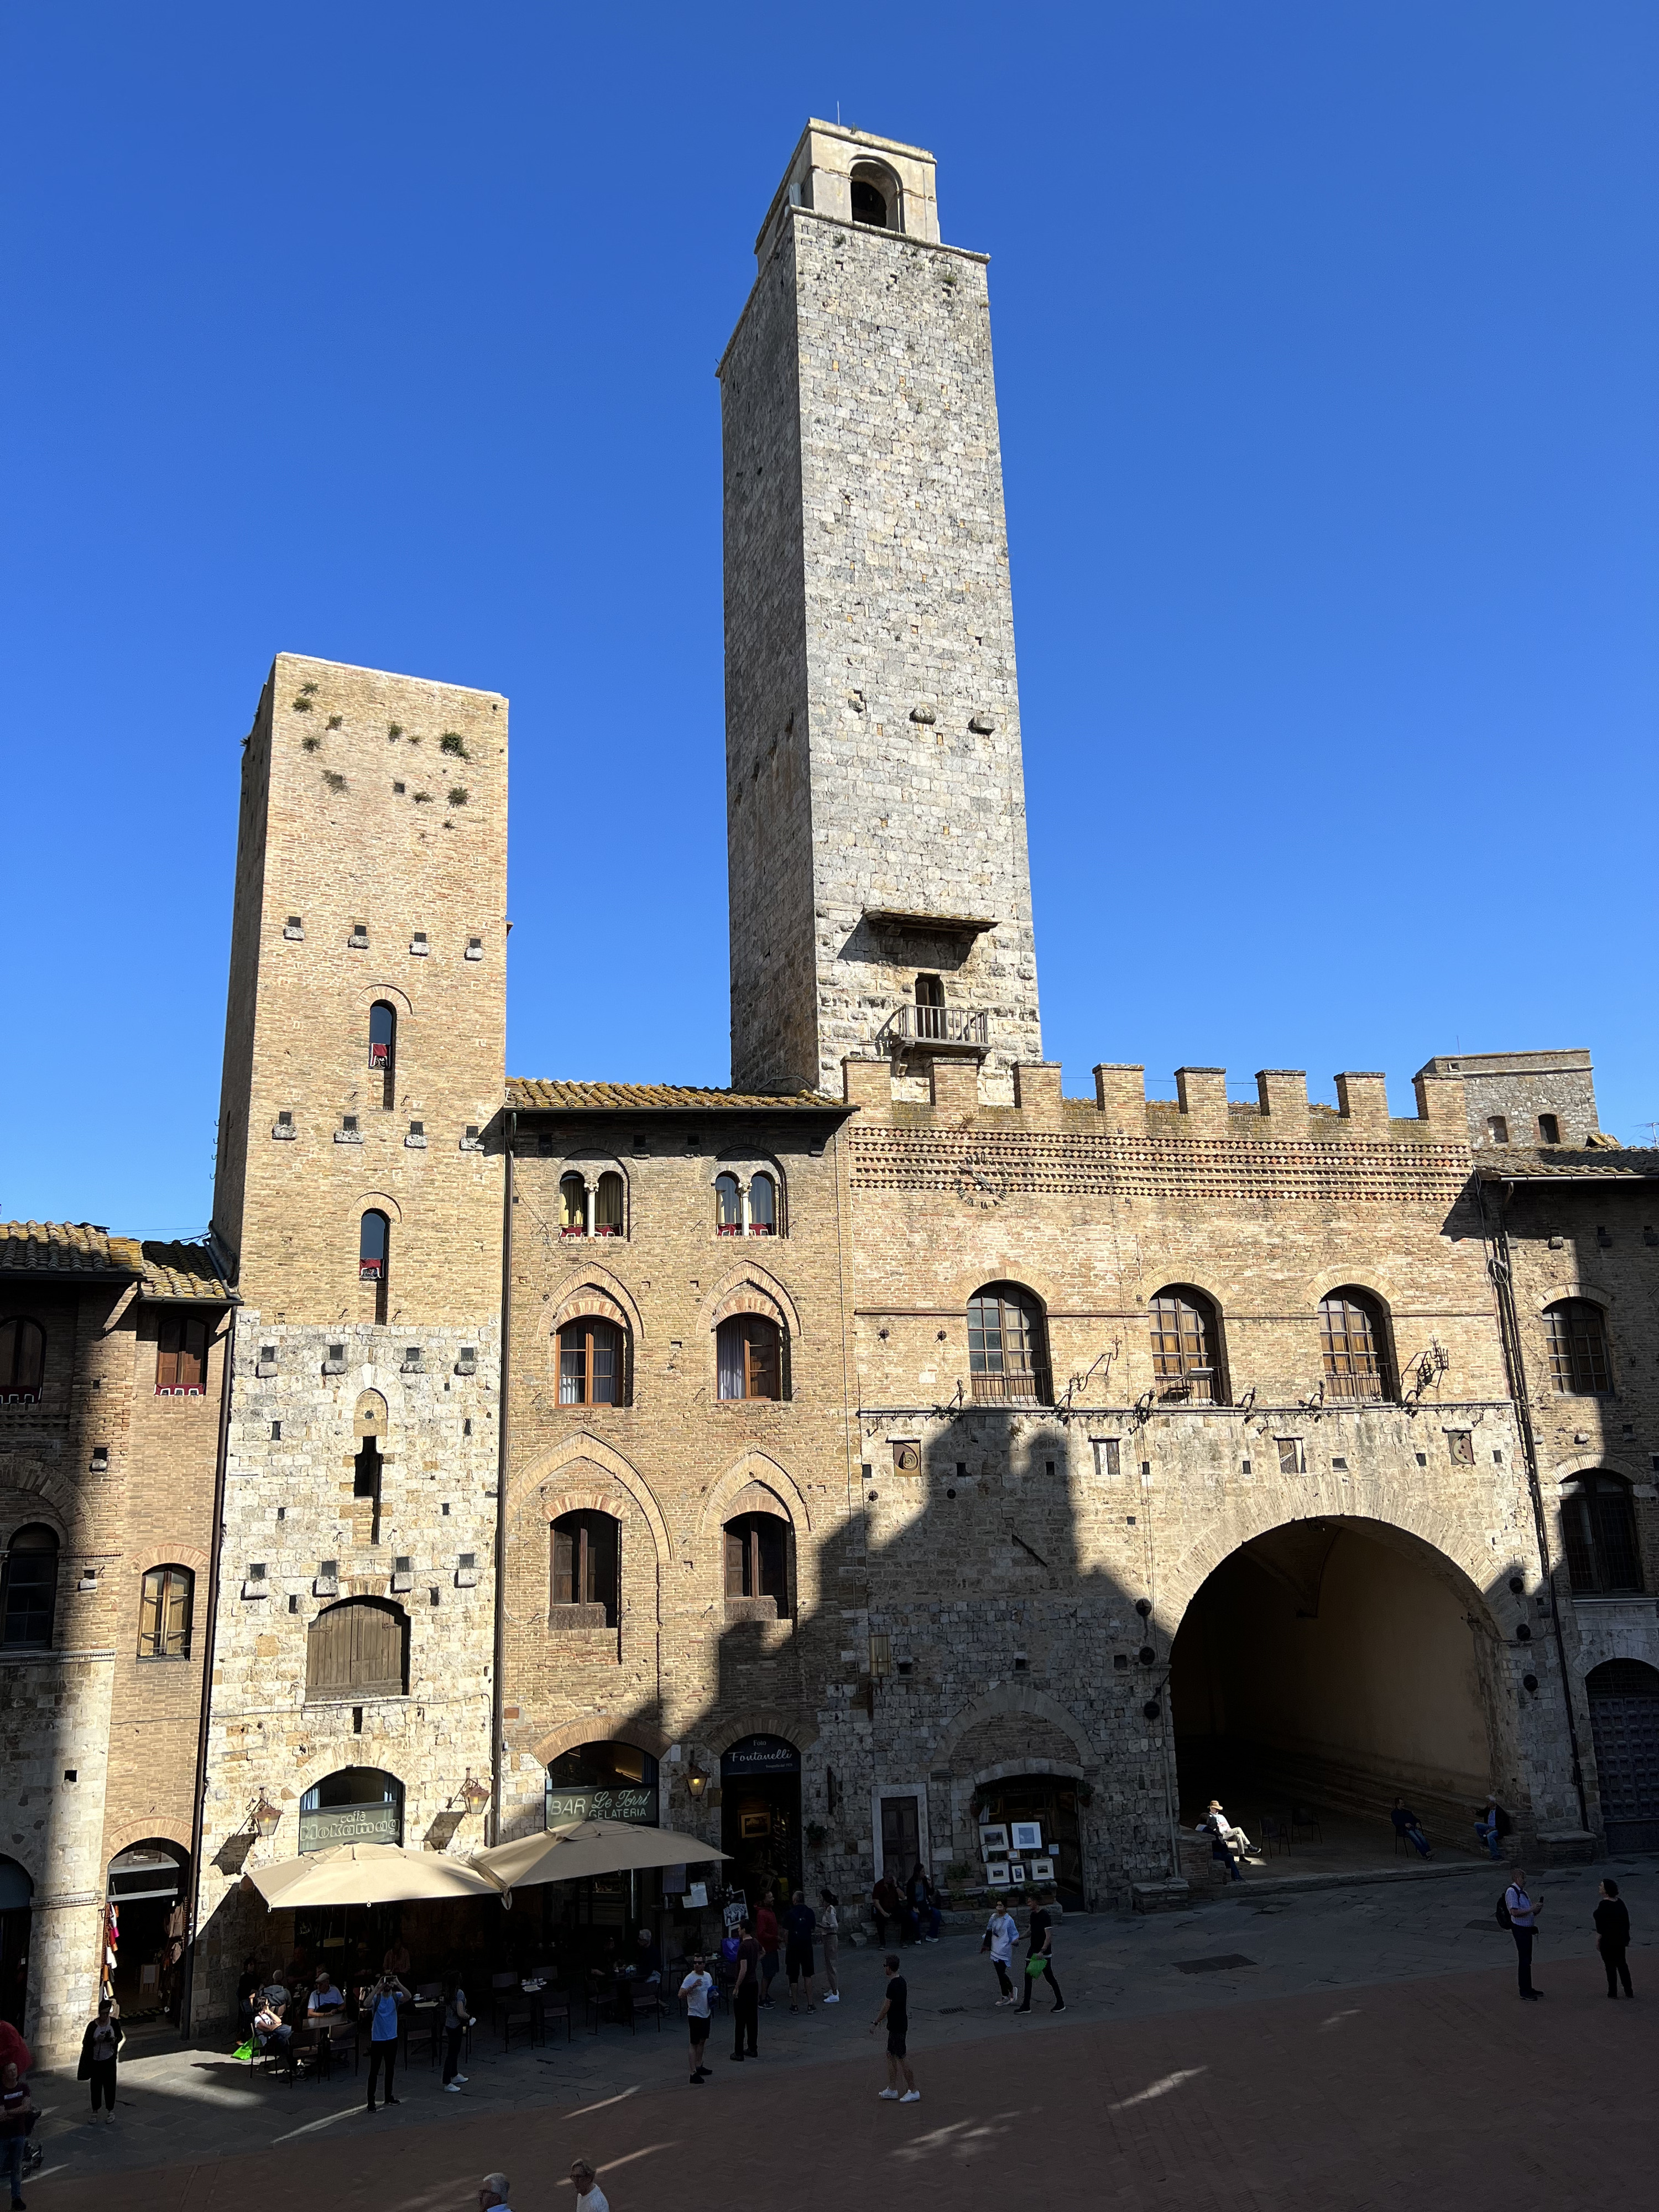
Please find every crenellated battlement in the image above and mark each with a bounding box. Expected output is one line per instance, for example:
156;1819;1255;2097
842;1054;1473;1145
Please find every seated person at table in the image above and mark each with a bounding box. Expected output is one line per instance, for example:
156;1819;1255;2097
585;1938;620;1992
632;1928;661;1980
236;1958;264;2029
382;1940;411;1979
252;1994;291;2053
307;1971;346;2025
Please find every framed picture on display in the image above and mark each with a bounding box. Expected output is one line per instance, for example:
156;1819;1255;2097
1009;1861;1027;1884
986;1861;1011;1887
978;1824;1009;1854
1030;1858;1055;1881
1010;1820;1044;1853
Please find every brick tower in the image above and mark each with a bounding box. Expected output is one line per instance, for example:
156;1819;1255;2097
192;654;507;2013
720;122;1044;1103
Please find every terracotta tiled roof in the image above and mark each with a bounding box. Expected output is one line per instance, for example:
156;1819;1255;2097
0;1221;146;1276
507;1078;844;1112
1475;1149;1659;1182
140;1240;230;1300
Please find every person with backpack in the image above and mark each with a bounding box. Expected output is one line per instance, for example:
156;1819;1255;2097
1500;1870;1541;1999
1594;1877;1633;1998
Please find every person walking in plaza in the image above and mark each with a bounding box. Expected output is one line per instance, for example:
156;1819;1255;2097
1;2061;33;2210
755;1897;782;2005
571;2162;609;2212
1390;1799;1431;1859
784;1888;817;2011
818;1888;842;2002
1594;1878;1633;1998
869;1953;920;2104
908;1863;942;1942
77;1999;124;2123
984;1901;1018;2004
441;1971;475;2090
679;1953;715;2083
730;1916;761;2062
1503;1870;1542;2000
1015;1898;1065;2013
364;1968;410;2110
477;2178;513;2212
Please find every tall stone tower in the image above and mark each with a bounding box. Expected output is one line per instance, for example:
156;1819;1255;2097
193;654;507;2008
721;123;1044;1104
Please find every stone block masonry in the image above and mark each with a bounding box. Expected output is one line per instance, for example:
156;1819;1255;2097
722;124;1042;1099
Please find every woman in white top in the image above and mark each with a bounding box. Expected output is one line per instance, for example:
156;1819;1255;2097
984;1904;1018;2003
818;1888;842;2002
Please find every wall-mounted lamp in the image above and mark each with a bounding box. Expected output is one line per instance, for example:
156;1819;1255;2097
459;1771;491;1815
687;1772;707;1800
252;1793;282;1839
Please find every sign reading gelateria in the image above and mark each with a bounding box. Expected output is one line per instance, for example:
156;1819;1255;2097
298;1803;401;1854
546;1785;657;1827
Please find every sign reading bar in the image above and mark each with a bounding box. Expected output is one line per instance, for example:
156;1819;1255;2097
721;1734;800;1778
298;1803;401;1854
546;1785;658;1828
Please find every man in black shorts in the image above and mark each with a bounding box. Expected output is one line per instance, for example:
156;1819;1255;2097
784;1887;817;2011
869;1953;919;2103
679;1954;714;2083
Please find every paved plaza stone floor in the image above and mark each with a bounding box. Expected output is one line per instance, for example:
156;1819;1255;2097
24;1854;1658;2211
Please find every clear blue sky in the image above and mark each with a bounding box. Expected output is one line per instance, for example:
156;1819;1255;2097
3;3;1655;1238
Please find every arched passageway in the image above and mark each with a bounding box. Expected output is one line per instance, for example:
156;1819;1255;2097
1171;1517;1504;1864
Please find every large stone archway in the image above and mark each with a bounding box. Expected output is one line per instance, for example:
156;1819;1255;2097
1169;1514;1515;1863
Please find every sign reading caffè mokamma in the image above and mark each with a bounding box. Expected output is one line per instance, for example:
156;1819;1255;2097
298;1803;402;1854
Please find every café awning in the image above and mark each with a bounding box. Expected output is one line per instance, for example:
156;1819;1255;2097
246;1841;497;1910
471;1818;728;1898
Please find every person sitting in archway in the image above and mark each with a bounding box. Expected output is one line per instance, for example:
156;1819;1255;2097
1199;1799;1249;1882
1474;1796;1510;1863
1390;1800;1431;1859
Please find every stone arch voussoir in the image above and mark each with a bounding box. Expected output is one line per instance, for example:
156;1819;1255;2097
510;1435;673;1565
693;1710;820;1764
700;1451;814;1537
528;1715;673;1772
701;1263;804;1342
931;1685;1097;1776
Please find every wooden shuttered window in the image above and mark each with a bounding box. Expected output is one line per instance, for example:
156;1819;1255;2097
305;1598;407;1700
156;1313;208;1394
716;1315;782;1400
723;1513;789;1614
138;1565;193;1657
551;1511;619;1626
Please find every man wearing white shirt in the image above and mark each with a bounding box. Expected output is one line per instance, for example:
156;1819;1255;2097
985;1905;1018;2004
1505;1870;1542;2000
571;2160;609;2212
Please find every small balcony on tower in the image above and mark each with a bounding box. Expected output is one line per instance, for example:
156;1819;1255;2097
879;1001;989;1057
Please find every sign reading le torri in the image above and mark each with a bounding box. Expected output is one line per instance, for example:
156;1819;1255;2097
2;119;1656;2063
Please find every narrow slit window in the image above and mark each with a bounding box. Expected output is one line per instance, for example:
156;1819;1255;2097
748;1173;777;1235
593;1171;625;1236
138;1565;194;1658
715;1173;743;1235
559;1174;588;1237
368;1001;397;1109
359;1211;390;1324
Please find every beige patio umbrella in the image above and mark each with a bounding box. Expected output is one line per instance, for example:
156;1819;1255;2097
246;1840;499;1910
470;1819;728;1900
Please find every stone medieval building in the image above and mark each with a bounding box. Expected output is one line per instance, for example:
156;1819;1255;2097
3;121;1657;2059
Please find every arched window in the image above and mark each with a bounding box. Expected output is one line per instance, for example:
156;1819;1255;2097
748;1173;777;1235
724;1511;790;1616
717;1314;784;1401
1544;1300;1611;1395
305;1597;408;1700
559;1317;624;1406
560;1173;588;1237
593;1171;625;1235
1148;1286;1225;1404
1562;1475;1642;1594
966;1282;1051;1404
299;1768;403;1853
368;1001;397;1109
715;1173;743;1235
0;1318;44;1406
359;1210;390;1324
851;161;897;229
1318;1288;1394;1402
1;1526;58;1650
156;1312;208;1395
138;1564;194;1658
551;1510;620;1626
